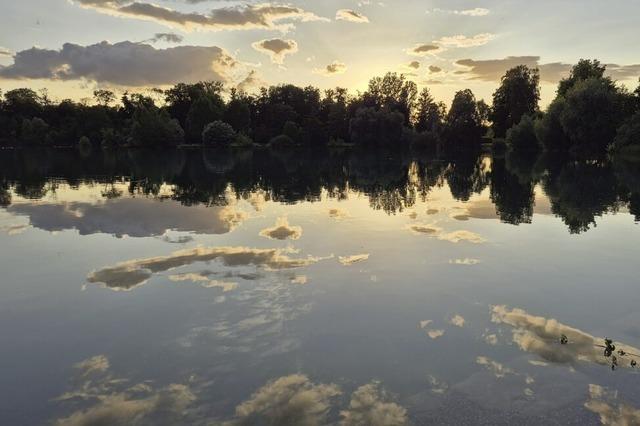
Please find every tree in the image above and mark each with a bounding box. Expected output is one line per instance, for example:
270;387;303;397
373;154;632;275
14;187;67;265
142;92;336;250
185;95;223;143
414;87;446;133
506;115;540;154
443;89;484;153
130;104;184;147
93;89;115;107
363;73;417;125
349;107;404;147
612;112;640;153
202;121;236;147
224;91;251;134
490;65;540;138
557;59;610;97
164;82;225;128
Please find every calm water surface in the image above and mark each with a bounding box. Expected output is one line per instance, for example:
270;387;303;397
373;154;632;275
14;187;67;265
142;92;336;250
1;148;639;425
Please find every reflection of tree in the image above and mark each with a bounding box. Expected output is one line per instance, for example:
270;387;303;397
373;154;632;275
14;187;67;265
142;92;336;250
443;153;489;202
490;155;536;225
613;156;640;222
543;160;620;233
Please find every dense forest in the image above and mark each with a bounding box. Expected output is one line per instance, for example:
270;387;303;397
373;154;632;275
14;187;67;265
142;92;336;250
1;59;639;159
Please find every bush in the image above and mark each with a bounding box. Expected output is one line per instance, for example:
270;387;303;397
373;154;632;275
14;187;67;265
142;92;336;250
202;121;236;147
506;115;540;154
232;133;253;147
611;112;640;153
130;107;184;147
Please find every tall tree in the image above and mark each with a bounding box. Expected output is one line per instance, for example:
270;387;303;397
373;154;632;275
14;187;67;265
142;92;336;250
490;65;540;138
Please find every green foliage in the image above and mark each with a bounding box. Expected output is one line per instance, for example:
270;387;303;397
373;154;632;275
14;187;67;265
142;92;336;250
535;97;571;152
490;65;540;138
443;89;484;154
20;117;50;145
612;112;640;153
224;95;251;134
414;87;446;134
202;121;236;147
506;115;540;154
269;134;296;148
186;95;223;143
557;59;609;97
363;72;417;125
131;105;184;147
282;121;300;143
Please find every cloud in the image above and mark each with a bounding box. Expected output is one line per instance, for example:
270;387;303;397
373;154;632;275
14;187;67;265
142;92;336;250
430;8;490;17
87;246;329;291
290;275;308;285
492;305;640;368
476;356;514;378
252;38;298;64
237;70;267;92
406;44;442;57
449;314;465;327
168;272;237;292
8;198;247;238
259;217;302;240
455;56;571;83
338;253;370;266
427;329;445;339
73;1;329;32
340;382;408;426
584;384;640;426
0;223;29;235
449;258;480;265
147;32;184;43
408;61;420;69
232;374;341;425
434;33;495;48
336;9;369;23
313;60;347;76
0;41;238;86
55;355;195;426
484;334;498;345
0;47;12;57
428;65;442;73
407;223;441;235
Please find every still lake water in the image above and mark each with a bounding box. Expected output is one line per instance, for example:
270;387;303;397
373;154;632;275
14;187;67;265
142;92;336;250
1;148;639;425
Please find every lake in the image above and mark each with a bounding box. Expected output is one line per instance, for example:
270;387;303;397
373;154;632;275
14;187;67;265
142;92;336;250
1;148;639;425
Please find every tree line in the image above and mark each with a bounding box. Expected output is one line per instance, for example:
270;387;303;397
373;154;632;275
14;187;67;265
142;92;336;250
1;59;639;158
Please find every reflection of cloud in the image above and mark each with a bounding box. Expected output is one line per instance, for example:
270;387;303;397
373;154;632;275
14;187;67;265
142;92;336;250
336;9;369;23
74;355;109;376
74;1;328;32
168;273;237;292
426;208;439;215
9;198;247;238
584;384;640;426
340;382;408;426
88;246;328;291
338;254;370;266
484;334;498;345
0;223;29;235
449;258;480;265
492;305;640;368
449;314;465;327
427;375;449;394
55;355;195;426
259;217;302;240
407;223;441;235
476;356;514;378
232;374;341;425
438;230;485;244
427;329;445;339
290;275;308;285
329;208;349;219
252;38;298;65
0;41;238;86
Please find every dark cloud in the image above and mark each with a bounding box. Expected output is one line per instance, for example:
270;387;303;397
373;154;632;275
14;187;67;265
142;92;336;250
259;217;302;240
0;41;238;85
74;1;328;32
428;65;442;73
148;32;184;43
251;38;298;64
314;60;347;76
407;44;442;56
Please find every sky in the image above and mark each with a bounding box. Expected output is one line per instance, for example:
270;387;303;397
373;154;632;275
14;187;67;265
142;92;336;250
0;0;639;106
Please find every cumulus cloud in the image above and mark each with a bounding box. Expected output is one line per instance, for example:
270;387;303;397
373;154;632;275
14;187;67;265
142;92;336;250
406;44;442;57
252;38;298;64
74;355;110;376
8;198;247;238
419;320;445;339
313;60;347;76
476;356;514;378
437;230;486;243
259;217;302;240
492;305;640;369
87;246;329;291
237;69;267;92
338;253;370;266
232;374;341;425
407;61;420;69
449;314;465;327
336;9;369;23
434;33;495;48
0;41;238;86
407;223;441;235
340;382;408;426
584;384;640;426
0;47;12;57
73;1;329;32
428;65;442;73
